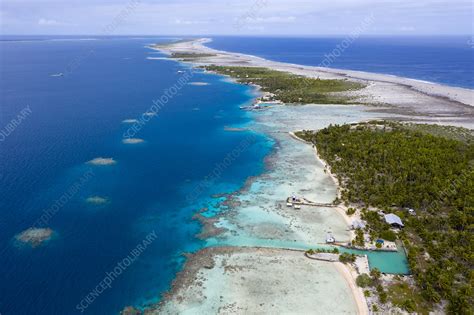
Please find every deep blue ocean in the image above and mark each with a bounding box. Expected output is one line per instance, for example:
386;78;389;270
0;36;272;314
207;36;474;89
0;35;472;315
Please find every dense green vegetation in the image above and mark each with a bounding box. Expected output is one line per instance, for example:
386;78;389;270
346;207;356;215
339;252;356;263
387;281;431;313
356;269;382;291
354;228;365;246
356;274;373;288
305;247;339;255
296;121;473;314
170;52;216;60
402;123;474;145
202;65;365;104
151;39;194;48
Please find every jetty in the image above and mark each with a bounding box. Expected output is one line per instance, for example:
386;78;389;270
305;252;339;262
286;196;336;208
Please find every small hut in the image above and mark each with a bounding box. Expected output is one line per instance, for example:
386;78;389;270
384;213;404;228
351;220;366;230
326;233;335;244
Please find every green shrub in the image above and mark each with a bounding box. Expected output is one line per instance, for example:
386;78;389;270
401;299;416;312
356;274;373;288
355;228;365;247
379;291;388;304
376;284;384;293
339;252;356;264
379;230;397;242
370;268;382;281
346;207;356;215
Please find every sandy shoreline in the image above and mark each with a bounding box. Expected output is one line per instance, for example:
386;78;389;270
289;130;358;231
195;37;473;107
334;261;370;315
151;38;473;124
131;38;474;314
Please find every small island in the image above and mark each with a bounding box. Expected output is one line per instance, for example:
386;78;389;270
15;228;54;247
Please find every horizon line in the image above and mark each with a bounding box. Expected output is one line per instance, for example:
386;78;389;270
1;34;473;37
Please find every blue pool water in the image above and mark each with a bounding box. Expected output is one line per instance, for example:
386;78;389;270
0;36;272;314
344;247;409;275
207;36;474;89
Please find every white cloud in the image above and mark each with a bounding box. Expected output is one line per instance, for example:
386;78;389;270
244;25;265;32
38;18;60;26
249;16;296;23
399;26;416;32
0;0;471;35
174;18;209;25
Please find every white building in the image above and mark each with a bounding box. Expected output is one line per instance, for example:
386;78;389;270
384;213;404;228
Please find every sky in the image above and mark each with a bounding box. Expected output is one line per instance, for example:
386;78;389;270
0;0;473;36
